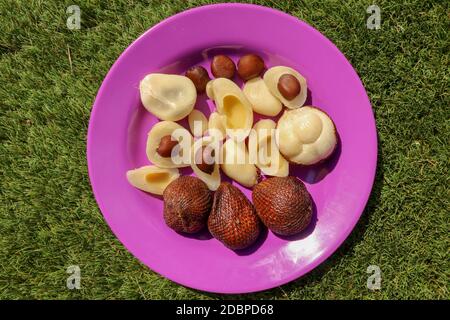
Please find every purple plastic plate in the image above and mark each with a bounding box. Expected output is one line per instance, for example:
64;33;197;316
87;4;377;294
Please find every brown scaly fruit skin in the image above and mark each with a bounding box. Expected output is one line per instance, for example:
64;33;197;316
252;176;312;236
208;182;261;250
163;176;213;233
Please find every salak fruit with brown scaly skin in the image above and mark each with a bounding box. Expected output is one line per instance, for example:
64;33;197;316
163;176;213;233
252;176;312;236
208;182;261;250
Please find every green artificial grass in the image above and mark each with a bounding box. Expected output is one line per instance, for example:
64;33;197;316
0;0;448;299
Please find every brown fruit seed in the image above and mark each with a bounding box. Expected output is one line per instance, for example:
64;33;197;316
185;66;211;93
237;54;265;81
195;146;215;175
208;182;261;250
253;176;312;236
211;55;236;79
163;176;213;233
156;135;178;158
277;74;301;101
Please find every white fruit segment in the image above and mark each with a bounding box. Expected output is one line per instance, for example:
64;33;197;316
206;78;253;137
276;106;337;165
146;121;192;168
249;119;289;177
188;110;208;137
140;73;197;121
220;139;258;188
190;137;221;191
126;166;179;195
243;77;282;116
207;112;226;141
263;66;307;109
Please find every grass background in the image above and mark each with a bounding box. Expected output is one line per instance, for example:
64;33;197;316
0;0;448;299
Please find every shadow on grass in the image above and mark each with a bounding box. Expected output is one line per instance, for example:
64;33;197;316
194;136;384;299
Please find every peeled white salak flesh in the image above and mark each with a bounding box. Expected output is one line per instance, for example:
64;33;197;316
249;119;289;177
190;136;221;191
206;78;253;138
126;166;179;195
276;106;337;165
243;77;282;116
220;138;258;188
263;66;307;109
207;112;226;141
140;73;197;121
146;121;192;168
188;109;208;137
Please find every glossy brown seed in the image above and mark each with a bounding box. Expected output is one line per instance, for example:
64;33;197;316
237;54;265;81
163;176;213;233
277;74;301;100
156;135;178;158
208;182;261;250
211;55;236;79
185;66;211;93
253;176;312;236
195;146;215;175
